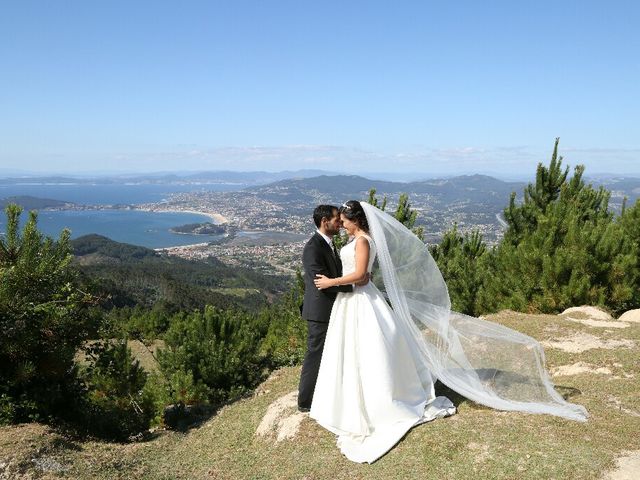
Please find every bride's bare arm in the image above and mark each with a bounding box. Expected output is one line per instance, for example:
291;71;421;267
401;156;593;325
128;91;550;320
314;236;369;289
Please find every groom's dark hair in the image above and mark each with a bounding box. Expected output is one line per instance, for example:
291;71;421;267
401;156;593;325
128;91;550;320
313;205;338;228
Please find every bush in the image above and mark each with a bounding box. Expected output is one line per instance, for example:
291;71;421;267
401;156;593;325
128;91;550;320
77;339;157;440
0;204;92;424
429;227;487;316
259;274;307;367
102;304;174;340
157;305;269;407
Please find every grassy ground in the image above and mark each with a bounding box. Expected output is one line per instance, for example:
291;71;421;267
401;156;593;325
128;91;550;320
1;310;638;479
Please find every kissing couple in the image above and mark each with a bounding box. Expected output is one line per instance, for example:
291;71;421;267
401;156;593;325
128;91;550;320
297;200;587;464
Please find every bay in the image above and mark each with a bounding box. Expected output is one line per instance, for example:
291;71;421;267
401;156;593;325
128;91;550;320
0;209;223;248
0;183;238;248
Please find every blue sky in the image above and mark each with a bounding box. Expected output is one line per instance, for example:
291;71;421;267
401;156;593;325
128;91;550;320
0;1;638;176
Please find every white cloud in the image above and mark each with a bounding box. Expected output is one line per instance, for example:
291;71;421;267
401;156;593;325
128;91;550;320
2;143;638;177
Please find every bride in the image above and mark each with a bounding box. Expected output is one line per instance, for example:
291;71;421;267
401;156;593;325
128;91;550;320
310;200;587;464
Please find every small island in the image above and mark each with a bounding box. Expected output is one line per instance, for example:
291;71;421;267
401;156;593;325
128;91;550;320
169;222;227;235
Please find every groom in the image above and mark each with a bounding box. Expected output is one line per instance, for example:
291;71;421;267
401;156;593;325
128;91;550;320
298;205;368;412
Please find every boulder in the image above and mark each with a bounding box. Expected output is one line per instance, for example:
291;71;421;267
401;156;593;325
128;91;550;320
619;309;640;323
560;306;613;321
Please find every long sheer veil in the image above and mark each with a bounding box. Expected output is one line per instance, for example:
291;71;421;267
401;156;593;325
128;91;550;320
361;201;588;421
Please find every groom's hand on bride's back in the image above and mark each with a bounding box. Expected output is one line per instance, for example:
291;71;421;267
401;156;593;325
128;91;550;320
355;272;372;287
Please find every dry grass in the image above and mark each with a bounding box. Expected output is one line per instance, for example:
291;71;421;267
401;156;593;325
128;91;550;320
74;340;164;373
2;310;639;479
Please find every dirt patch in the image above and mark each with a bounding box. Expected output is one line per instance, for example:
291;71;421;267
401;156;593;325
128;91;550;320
256;391;306;443
541;333;635;353
602;451;640;479
562;316;630;329
607;397;640;418
551;362;612;376
467;442;491;464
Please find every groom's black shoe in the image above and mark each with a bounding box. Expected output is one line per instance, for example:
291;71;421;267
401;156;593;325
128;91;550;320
298;406;311;413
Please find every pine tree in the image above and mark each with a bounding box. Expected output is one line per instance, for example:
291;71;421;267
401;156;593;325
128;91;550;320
0;204;91;423
430;226;487;315
367;188;387;211
503;137;569;244
479;139;637;314
158;305;268;407
616;198;640;310
367;189;424;240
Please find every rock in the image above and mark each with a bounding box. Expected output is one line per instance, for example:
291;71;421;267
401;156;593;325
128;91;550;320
619;309;640;323
276;412;306;442
561;306;613;321
256;391;306;443
603;451;640;479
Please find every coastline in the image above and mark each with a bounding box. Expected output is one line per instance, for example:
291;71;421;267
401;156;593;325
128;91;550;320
134;206;229;225
37;204;230;226
31;205;232;249
155;242;211;253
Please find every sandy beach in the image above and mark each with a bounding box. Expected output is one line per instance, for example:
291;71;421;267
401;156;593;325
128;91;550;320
135;206;229;224
154;241;211;253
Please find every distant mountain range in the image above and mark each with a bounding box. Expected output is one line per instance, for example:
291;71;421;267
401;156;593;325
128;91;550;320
249;174;526;205
3;168;639;190
0;170;331;186
188;172;638;244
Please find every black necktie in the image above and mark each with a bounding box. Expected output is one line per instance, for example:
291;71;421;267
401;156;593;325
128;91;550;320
332;242;339;261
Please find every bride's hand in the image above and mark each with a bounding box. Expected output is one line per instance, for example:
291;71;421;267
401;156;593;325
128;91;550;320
314;274;334;290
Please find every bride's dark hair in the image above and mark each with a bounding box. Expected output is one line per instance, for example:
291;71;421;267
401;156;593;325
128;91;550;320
339;200;369;232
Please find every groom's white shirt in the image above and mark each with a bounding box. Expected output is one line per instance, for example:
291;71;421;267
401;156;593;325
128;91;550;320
316;229;333;248
317;229;355;288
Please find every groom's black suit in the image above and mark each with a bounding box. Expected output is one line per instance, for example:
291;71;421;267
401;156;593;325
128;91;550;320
298;232;353;409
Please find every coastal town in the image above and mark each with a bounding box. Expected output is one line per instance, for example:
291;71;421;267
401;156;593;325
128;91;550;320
156;240;306;277
16;172;630;282
140;182;509;278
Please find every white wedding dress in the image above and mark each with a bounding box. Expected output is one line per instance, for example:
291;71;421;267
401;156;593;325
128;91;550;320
310;234;456;464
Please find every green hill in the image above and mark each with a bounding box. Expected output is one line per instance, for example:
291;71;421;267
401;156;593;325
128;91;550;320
0;195;74;210
71;234;288;311
250;174;525;209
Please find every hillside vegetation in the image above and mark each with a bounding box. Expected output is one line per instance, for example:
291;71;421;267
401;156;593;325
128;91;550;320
1;308;638;479
71;233;285;312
